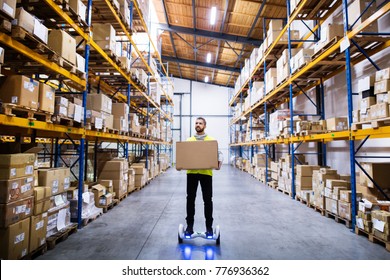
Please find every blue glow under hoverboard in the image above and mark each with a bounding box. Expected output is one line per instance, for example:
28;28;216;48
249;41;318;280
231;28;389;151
178;224;220;245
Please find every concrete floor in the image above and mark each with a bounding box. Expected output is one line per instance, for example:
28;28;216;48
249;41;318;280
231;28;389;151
38;165;390;260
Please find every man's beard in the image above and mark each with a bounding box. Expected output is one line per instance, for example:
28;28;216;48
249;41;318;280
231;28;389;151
195;127;204;133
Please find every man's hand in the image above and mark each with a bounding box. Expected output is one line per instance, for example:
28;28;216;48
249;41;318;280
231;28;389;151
216;161;222;170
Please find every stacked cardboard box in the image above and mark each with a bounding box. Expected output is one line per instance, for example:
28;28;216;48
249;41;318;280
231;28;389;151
326;117;348;131
372;210;390;241
291;49;314;74
99;159;128;199
324;179;350;215
46;192;71;238
296;120;326;134
276;48;301;84
130;113;141;134
356;200;390;233
354;75;376;122
338;189;363;221
266;19;300;49
14;7;49;44
296;165;321;202
277;155;306;193
128;168;135;193
48;29;76;65
38;167;72;239
0;153;36;259
372;68;390;120
0;75;39;109
131;163;148;189
312;168;340;209
313;23;344;55
38;83;55;114
265;68;277;94
112;102;129;133
93;23;116;53
87;93;113;130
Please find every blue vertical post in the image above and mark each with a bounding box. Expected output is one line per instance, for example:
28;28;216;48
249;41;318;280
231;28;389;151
286;0;295;199
249;80;254;161
264;102;268;183
77;0;93;228
320;80;327;166
239;92;243;158
263;17;268;184
342;0;357;229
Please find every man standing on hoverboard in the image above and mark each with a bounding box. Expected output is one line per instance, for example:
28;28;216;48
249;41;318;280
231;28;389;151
185;117;223;237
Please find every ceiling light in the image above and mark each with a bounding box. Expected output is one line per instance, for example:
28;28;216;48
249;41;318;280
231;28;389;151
205;76;209;83
210;7;217;25
206;52;211;63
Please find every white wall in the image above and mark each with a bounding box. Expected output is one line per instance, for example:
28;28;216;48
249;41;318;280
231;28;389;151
172;78;231;164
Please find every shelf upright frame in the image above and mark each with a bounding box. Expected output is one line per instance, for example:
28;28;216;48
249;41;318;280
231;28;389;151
286;0;295;199
263;17;269;184
342;0;357;229
76;0;93;228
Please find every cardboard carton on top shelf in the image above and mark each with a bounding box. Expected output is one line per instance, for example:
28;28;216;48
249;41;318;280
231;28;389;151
48;29;76;65
0;0;16;19
92;23;116;42
176;141;219;170
13;7;34;33
0;75;39;109
68;0;86;22
0;217;30;259
376;68;390;82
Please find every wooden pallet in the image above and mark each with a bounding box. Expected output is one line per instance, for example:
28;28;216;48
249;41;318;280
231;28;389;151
295;195;308;205
22;244;47;260
52;115;83;127
313;205;325;216
311;36;340;60
118;193;128;202
107;128;119;134
351;117;390;131
11;26;48;53
2;103;53;123
277;188;292;197
97;198;119;213
267;181;278;189
46;223;78;250
355;227;390;252
325;211;352;228
0;18;12;33
80;211;103;227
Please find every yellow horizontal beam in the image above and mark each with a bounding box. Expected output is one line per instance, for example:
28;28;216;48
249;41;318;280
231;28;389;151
0;114;171;144
0;33;86;89
0;115;85;135
352;125;390;141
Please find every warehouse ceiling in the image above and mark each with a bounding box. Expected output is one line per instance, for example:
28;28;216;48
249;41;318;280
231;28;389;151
152;0;287;88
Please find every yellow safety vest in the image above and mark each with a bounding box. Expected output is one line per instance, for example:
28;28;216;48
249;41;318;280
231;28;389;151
186;135;215;176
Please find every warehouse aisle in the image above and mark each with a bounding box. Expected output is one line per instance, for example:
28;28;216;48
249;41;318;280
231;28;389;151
38;166;390;260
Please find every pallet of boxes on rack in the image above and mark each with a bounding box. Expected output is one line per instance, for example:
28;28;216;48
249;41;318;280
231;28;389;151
352;68;390;130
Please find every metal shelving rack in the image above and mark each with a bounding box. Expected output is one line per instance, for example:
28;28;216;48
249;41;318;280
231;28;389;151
229;0;390;229
0;0;173;228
